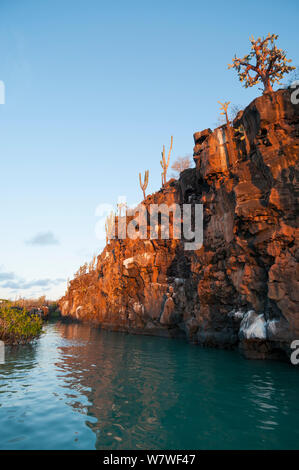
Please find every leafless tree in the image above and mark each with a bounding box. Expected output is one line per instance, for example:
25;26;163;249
171;155;192;178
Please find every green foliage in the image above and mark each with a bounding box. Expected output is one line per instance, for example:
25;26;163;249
48;302;61;318
0;303;43;345
235;125;246;140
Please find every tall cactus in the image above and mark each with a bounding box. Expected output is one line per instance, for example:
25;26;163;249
160;135;173;186
139;170;149;200
218;101;235;165
105;211;115;244
218;101;230;123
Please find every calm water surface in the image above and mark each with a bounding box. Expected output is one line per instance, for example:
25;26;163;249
0;321;298;450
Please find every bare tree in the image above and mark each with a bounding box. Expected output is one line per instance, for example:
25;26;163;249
229;104;243;121
171;155;192;178
228;33;295;94
285;65;299;87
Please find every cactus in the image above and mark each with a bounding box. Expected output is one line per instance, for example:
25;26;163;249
105;211;115;244
218;101;231;123
139;170;149;200
218;101;236;165
160;135;173;186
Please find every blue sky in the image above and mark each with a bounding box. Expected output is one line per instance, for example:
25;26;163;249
0;0;298;300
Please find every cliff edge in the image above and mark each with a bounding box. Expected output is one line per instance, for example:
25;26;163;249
60;89;299;361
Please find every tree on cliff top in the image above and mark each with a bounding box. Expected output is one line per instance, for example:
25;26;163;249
228;33;295;94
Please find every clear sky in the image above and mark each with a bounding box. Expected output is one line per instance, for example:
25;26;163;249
0;0;298;300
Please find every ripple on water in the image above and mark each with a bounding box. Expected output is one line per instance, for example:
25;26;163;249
0;322;299;450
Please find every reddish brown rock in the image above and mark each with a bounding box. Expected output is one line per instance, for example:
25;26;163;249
60;88;299;361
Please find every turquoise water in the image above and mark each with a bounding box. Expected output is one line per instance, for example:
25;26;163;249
0;321;298;450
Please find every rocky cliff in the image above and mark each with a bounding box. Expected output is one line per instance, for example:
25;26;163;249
60;88;299;361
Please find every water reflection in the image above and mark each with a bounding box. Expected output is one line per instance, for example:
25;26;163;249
55;322;183;449
1;321;299;450
54;322;299;450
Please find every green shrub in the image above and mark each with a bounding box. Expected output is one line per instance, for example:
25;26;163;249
0;303;43;345
48;302;61;318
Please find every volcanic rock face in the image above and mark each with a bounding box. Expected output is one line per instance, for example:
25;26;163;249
60;89;299;361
